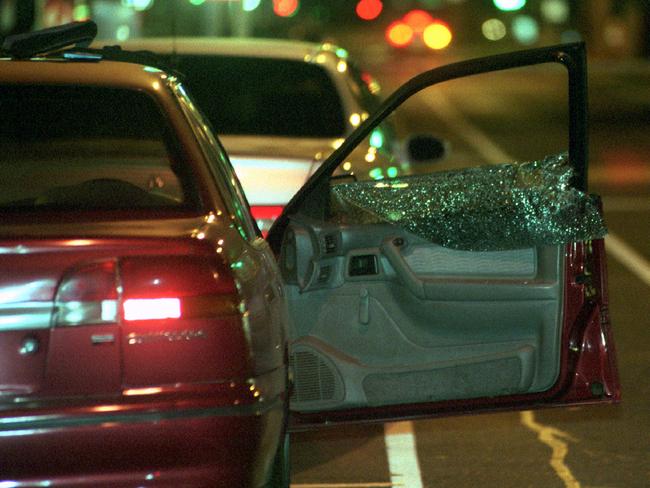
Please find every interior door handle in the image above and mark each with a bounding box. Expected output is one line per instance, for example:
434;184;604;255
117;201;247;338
297;258;319;293
380;236;426;299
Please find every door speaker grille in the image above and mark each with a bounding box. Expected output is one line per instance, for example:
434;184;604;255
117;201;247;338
290;348;343;406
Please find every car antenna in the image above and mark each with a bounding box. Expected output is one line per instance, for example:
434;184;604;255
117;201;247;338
1;20;97;59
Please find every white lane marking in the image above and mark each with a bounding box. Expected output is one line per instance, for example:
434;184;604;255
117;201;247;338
604;233;650;287
384;421;424;488
520;411;581;488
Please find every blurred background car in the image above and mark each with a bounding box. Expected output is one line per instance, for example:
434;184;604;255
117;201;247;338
99;37;404;233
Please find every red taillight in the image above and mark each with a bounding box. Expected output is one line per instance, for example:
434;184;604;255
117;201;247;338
52;255;250;389
53;256;239;327
251;205;284;236
123;298;181;321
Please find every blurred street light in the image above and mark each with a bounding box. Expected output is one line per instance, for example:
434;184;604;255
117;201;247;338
356;0;383;21
493;0;526;12
385;20;413;47
273;0;299;17
422;20;452;49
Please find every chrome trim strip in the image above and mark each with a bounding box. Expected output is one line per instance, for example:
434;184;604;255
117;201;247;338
0;395;283;434
0;303;52;331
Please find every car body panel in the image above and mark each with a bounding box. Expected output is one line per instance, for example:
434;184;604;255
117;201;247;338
0;54;286;487
265;42;620;428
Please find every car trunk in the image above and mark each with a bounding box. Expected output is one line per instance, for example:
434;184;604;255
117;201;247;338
0;217;247;404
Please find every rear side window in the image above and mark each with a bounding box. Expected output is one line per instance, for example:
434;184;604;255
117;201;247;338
0;85;199;211
172;55;346;138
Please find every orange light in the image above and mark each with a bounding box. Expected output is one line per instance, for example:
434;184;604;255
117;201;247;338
123;298;181;321
273;0;299;17
423;21;453;50
403;9;435;33
356;0;383;21
386;21;414;48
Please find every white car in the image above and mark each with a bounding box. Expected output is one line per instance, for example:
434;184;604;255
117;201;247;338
100;38;397;232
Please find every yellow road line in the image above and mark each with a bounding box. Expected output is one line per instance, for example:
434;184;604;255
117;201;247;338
520;410;581;488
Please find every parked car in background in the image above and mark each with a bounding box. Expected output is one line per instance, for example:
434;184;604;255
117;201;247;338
0;22;619;488
98;37;402;233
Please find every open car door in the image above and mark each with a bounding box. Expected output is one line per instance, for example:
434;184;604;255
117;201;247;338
268;43;620;428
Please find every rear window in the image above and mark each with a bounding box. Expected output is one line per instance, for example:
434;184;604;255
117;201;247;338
172;55;346;138
0;85;198;211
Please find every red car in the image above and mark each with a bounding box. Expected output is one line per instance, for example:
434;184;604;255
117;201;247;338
0;22;619;487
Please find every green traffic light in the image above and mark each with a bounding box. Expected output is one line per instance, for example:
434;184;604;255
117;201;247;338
493;0;526;11
243;0;262;11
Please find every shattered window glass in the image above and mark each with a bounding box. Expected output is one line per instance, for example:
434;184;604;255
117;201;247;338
330;153;606;251
326;63;605;250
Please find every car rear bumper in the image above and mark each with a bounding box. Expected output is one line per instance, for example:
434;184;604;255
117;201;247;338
0;371;286;487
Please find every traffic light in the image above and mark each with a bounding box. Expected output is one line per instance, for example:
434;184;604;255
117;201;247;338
385;20;414;48
385;10;452;50
493;0;526;12
423;20;452;49
242;0;262;11
273;0;299;17
403;9;434;33
356;0;383;21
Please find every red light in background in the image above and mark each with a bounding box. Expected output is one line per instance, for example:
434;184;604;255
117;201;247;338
251;205;284;222
385;10;452;50
356;0;383;21
251;205;284;237
386;21;414;48
273;0;299;17
404;9;435;33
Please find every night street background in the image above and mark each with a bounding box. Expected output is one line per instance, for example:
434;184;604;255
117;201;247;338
2;1;649;486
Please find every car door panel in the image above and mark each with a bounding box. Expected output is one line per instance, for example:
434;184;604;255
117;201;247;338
283;217;563;412
270;42;620;427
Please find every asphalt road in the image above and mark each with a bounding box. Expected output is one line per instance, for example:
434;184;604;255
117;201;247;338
290;43;650;488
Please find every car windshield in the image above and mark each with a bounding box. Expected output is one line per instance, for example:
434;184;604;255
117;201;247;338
0;85;198;211
172;55;346;138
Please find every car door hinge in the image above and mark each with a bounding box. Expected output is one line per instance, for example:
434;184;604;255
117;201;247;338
575;272;597;299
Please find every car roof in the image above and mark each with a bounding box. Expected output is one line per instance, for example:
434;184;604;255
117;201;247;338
99;37;345;63
0;57;170;90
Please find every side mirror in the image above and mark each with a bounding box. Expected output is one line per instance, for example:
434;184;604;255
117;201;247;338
405;134;448;163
